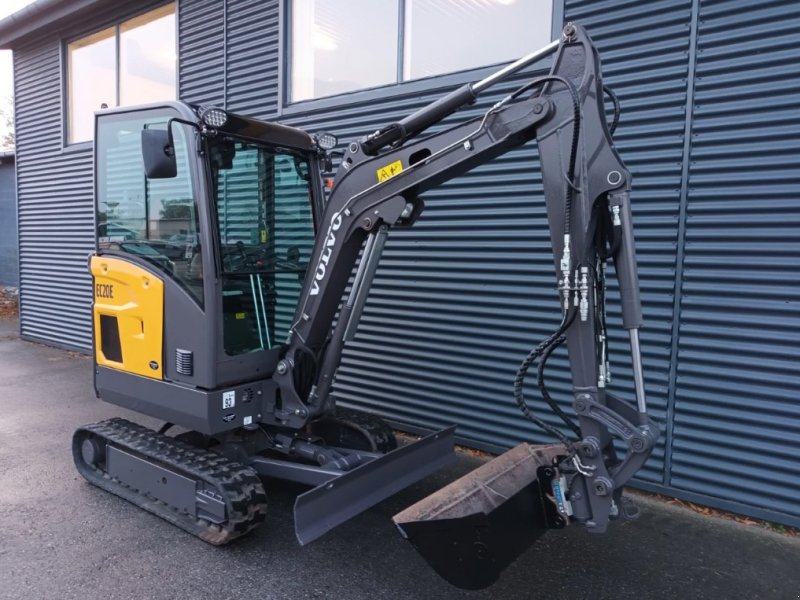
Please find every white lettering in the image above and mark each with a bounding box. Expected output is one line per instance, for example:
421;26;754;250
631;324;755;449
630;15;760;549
309;214;343;296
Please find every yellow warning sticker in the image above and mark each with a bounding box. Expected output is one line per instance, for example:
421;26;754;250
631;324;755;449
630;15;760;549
376;160;403;183
235;312;246;320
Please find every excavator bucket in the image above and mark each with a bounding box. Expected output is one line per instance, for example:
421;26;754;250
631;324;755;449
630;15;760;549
392;443;567;590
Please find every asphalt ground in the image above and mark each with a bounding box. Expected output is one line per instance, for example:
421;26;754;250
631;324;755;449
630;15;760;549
1;317;798;600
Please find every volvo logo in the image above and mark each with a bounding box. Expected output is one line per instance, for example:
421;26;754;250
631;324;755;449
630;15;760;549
309;213;343;296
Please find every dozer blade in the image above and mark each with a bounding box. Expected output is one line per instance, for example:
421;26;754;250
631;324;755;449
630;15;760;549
392;443;566;590
294;425;457;545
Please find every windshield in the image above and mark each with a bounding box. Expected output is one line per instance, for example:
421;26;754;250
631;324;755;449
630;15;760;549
211;139;315;274
209;137;316;354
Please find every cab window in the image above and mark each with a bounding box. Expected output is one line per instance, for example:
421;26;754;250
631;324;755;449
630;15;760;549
96;112;203;304
210;139;316;355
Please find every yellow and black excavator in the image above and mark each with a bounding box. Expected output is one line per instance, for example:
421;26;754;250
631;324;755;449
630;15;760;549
75;24;658;589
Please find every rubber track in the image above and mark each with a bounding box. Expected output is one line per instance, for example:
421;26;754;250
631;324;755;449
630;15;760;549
73;418;267;545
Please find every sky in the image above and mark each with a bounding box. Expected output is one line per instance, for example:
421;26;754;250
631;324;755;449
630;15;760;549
0;0;38;146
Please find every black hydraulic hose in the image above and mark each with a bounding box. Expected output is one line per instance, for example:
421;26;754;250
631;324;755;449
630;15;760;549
603;85;620;137
507;75;582;447
508;75;581;239
513;308;578;448
537;333;583;438
551;76;580;241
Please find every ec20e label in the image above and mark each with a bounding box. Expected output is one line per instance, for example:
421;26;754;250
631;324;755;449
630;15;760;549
95;284;114;299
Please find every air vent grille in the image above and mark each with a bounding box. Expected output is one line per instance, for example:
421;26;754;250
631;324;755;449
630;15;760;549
175;348;193;376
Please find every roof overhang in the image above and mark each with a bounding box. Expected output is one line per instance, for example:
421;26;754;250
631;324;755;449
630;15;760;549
0;0;160;49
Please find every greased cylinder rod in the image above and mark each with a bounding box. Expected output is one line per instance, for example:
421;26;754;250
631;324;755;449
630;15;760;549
362;38;561;155
472;39;561;94
629;328;648;419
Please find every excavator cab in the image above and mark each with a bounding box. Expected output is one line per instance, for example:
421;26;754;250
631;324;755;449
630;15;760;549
92;102;323;424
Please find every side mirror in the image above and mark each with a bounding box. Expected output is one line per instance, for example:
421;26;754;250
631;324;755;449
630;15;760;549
142;127;177;178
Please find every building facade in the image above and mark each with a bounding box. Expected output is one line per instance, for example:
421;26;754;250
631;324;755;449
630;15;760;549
1;0;798;528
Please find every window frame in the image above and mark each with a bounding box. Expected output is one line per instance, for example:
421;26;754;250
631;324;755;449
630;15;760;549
62;2;177;149
279;0;564;114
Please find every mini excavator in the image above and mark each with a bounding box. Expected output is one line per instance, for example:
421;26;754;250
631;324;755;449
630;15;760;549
75;24;658;589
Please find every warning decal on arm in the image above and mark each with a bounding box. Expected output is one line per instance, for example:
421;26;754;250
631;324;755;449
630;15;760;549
376;160;404;183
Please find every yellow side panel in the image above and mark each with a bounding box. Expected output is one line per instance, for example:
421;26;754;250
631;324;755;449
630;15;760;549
90;255;164;379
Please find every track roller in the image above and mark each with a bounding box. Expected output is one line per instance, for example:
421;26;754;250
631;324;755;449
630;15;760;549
73;417;267;545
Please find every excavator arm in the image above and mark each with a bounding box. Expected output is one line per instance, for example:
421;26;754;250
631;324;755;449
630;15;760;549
269;23;658;588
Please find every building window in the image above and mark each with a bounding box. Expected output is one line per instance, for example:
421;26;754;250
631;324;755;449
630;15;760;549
289;0;553;102
67;4;176;144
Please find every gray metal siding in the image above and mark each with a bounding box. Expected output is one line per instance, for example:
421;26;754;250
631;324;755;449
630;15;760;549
670;1;800;524
178;0;225;106
6;0;794;527
178;0;279;117
14;1;176;351
225;0;279;118
15;39;94;349
0;158;17;286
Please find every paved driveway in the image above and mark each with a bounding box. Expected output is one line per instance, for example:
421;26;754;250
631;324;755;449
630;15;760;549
1;319;798;599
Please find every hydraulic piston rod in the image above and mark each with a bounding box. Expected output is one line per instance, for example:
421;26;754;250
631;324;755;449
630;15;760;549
472;39;560;94
628;328;648;418
361;38;561;155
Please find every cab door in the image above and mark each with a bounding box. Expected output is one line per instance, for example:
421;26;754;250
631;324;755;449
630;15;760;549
93;104;215;389
206;137;318;387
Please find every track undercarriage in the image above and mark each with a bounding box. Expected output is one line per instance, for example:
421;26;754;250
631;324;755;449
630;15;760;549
73;408;456;545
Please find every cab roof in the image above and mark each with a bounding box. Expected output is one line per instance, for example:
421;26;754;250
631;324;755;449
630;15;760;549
210;108;316;152
96;101;317;152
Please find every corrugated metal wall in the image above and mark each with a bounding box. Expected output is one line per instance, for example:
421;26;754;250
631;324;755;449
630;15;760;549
0;156;17;286
14;0;168;351
670;0;800;524
14;39;95;349
11;0;798;526
179;0;225;108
